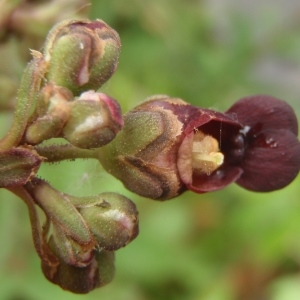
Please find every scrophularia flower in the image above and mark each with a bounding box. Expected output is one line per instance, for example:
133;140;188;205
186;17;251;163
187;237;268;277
98;95;300;200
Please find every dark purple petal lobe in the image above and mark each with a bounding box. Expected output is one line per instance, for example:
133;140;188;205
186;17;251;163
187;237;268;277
226;95;298;135
237;129;300;191
187;166;243;193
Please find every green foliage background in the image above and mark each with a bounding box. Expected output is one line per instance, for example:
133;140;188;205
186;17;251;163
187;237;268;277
1;1;300;299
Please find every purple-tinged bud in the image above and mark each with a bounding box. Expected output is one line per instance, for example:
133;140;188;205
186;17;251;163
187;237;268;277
24;84;72;144
43;19;121;95
42;249;115;294
62;91;123;149
69;192;139;251
0;146;42;188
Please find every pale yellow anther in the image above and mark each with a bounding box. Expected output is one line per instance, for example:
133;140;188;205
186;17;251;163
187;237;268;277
192;131;224;175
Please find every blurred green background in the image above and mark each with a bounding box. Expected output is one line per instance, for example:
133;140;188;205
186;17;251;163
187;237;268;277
1;0;300;299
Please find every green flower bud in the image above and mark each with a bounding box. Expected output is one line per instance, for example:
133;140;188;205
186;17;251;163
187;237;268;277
42;249;115;294
25;84;72;144
28;179;95;249
0;146;42;188
43;19;121;95
69;192;139;251
27;179;138;265
62;91;123;149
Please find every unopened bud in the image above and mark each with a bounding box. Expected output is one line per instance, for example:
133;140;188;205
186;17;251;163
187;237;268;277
0;146;42;188
63;91;123;149
29;179;95;252
44;19;121;95
28;179;138;266
25;84;72;144
42;249;115;294
69;192;139;250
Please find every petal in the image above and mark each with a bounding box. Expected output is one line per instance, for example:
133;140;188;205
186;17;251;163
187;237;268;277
237;129;300;191
178;131;243;191
177;112;244;193
226;95;298;135
183;108;242;135
187;166;243;193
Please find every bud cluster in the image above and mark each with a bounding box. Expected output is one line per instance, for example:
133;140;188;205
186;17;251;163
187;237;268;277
24;178;138;293
20;19;123;149
0;18;135;293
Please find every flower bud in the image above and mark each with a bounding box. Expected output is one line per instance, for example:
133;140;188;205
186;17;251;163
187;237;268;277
29;179;95;249
28;179;138;264
0;146;42;188
62;91;123;149
69;192;139;250
25;84;72;144
43;19;121;95
42;249;115;294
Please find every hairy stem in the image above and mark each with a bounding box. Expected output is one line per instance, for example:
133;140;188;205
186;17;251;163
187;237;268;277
35;144;99;162
7;185;59;266
0;52;47;151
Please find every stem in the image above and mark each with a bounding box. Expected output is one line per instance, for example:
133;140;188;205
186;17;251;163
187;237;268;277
7;185;59;266
0;52;47;151
35;144;99;162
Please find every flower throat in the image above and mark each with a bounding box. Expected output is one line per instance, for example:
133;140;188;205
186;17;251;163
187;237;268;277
192;130;224;175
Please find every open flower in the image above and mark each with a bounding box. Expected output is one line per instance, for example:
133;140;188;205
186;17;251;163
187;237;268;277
98;95;300;200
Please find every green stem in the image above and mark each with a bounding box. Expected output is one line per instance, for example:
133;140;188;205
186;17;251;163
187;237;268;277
35;144;99;162
0;52;47;151
7;185;59;266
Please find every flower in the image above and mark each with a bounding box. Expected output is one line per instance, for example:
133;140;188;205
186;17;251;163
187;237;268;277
98;95;300;200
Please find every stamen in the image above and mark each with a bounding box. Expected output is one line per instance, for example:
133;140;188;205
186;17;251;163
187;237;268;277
192;131;224;175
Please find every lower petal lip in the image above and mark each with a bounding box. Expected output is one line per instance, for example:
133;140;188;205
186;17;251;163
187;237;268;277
236;129;300;192
186;166;243;193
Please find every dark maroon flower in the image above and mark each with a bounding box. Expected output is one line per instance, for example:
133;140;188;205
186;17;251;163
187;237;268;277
98;95;300;200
